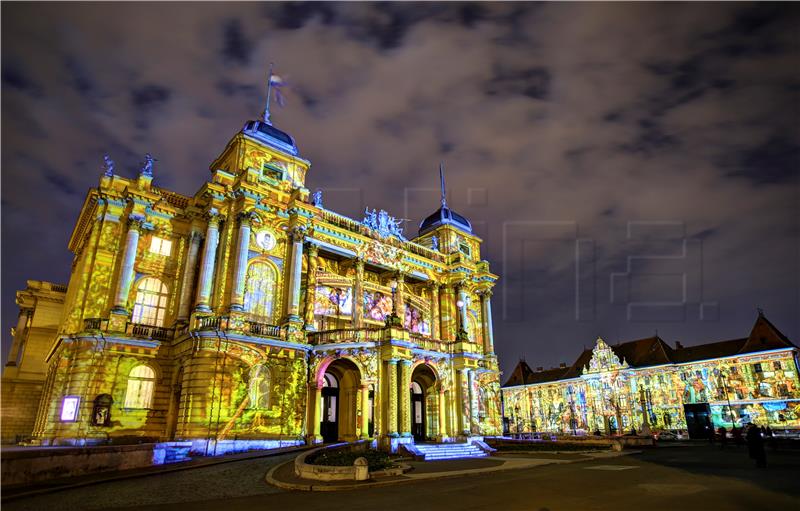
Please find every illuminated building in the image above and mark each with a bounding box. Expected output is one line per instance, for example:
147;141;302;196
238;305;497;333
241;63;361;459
502;313;799;438
1;79;502;453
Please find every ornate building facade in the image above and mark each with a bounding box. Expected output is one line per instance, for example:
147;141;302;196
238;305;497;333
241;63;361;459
4;112;502;452
502;313;799;438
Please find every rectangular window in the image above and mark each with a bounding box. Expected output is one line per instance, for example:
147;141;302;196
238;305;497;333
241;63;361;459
754;363;763;374
149;237;172;256
61;396;80;421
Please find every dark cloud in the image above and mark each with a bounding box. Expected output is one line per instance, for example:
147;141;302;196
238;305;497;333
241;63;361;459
221;19;252;65
2;2;799;378
131;84;171;109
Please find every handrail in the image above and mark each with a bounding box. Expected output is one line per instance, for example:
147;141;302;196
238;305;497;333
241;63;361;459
195;315;281;339
307;327;384;345
127;322;175;341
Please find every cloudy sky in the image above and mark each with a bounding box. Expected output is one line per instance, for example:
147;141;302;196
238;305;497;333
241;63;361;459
2;2;798;378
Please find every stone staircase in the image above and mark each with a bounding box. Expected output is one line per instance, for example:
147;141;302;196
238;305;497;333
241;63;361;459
413;442;489;461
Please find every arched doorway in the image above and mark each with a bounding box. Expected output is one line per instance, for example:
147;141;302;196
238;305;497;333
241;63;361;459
320;358;362;442
410;364;438;442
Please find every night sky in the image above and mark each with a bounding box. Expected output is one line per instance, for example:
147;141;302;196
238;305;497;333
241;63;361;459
2;2;798;379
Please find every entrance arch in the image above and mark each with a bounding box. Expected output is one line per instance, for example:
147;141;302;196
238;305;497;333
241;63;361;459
319;358;362;442
410;364;439;442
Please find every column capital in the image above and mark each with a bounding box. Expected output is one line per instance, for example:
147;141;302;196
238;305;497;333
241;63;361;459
206;209;222;227
387;358;399;365
237;210;256;226
290;224;307;242
399;359;413;367
127;214;146;231
478;288;493;299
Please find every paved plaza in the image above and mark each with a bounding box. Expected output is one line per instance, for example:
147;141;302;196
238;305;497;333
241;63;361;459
3;444;799;511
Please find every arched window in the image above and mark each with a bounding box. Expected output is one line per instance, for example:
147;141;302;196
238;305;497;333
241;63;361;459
249;364;271;409
124;365;155;408
411;381;423;394
131;277;169;327
244;262;277;322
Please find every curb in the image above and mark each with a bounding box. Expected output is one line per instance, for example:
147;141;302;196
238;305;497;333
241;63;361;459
265;450;641;492
3;445;313;503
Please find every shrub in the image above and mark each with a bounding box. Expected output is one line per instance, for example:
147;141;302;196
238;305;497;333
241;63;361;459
310;449;394;470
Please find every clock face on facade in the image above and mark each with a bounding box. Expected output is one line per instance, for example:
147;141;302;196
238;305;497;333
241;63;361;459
255;230;276;251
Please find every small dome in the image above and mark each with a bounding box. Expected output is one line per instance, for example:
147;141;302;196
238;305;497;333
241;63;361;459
419;206;472;235
242;120;299;156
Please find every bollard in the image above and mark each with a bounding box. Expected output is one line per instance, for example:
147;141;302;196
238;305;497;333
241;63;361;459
353;456;369;481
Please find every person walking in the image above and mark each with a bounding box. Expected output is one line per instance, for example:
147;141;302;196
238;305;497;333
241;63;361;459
718;426;727;448
746;423;767;468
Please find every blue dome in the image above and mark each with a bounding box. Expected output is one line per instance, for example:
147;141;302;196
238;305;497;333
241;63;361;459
242;120;299;156
419;206;472;235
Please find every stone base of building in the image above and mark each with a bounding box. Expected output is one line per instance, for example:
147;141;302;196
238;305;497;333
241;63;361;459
1;378;45;445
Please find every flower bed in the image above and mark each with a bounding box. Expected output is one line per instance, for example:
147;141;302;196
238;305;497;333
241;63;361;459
309;449;394;470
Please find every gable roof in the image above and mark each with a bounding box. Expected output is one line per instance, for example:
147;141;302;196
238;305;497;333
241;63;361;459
503;313;796;388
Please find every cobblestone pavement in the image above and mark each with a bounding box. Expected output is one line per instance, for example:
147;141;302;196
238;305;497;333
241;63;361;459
3;452;295;511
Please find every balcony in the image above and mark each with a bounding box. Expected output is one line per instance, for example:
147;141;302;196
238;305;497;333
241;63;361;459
126;323;175;341
195;315;281;339
307;327;385;345
409;332;450;353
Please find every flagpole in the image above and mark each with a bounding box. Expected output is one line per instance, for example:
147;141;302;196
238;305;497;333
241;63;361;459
264;62;274;124
439;162;447;208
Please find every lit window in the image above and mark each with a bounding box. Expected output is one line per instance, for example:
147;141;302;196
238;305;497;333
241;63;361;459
249;364;271;409
124;365;155;408
61;396;80;421
149;236;172;256
244;262;277;322
131;277;169;326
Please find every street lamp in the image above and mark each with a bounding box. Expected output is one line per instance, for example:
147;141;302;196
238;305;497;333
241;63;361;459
720;370;736;428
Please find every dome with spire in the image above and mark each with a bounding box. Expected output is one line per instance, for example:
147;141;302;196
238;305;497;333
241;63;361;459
418;163;473;236
241;120;299;156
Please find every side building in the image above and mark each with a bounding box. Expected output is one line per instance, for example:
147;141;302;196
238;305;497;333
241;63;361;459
3;112;502;453
502;313;799;438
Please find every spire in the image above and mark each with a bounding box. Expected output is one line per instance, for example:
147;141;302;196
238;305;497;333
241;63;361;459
263;62;274;125
439;161;447;208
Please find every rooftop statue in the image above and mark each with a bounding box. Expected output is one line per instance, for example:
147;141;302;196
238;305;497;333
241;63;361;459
141;153;156;177
312;189;323;208
363;208;406;241
102;154;115;177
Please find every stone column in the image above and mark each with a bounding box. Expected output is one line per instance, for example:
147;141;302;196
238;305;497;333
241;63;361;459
467;368;476;435
387;359;398;436
429;283;440;339
352;258;365;327
440;285;454;341
6;310;31;367
308;382;322;442
229;212;254;311
393;272;405;319
457;285;469;335
285;226;305;321
112;215;144;313
480;290;495;354
303;244;319;329
360;383;371;439
438;385;447;439
399;359;412;436
177;231;202;321
195;212;221;313
457;368;469;435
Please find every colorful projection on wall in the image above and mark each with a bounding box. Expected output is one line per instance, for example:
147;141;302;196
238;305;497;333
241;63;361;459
363;290;392;322
503;350;800;435
314;286;353;316
404;304;430;335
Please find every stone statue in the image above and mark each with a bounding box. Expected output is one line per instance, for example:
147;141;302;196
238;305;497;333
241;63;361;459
102;154;115;177
312;189;323;208
431;235;439;251
363;208;406;240
141;153;156;176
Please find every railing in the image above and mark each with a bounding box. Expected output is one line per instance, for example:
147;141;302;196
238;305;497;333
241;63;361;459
195;315;281;339
245;321;281;338
317;210;445;264
83;318;108;331
127;323;176;341
409;332;450;353
307;327;385;345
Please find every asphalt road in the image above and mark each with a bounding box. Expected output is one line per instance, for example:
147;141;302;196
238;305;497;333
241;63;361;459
4;444;799;511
